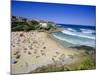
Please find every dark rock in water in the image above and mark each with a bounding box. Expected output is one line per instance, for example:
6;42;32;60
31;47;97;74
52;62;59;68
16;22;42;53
70;45;96;55
71;45;95;51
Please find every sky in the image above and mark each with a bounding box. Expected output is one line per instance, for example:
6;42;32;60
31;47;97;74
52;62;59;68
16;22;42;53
12;0;96;26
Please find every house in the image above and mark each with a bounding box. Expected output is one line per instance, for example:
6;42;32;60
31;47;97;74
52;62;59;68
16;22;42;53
39;22;48;28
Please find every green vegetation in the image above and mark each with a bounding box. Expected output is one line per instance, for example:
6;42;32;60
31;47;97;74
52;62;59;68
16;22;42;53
29;64;69;73
29;53;95;73
65;55;95;71
12;21;40;31
29;59;95;73
78;57;95;70
11;16;57;32
47;22;56;30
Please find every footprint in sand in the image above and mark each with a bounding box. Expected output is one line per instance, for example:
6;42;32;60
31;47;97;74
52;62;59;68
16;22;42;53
22;40;26;43
28;51;32;55
53;56;57;58
13;60;18;64
56;51;60;55
24;47;27;50
12;45;15;47
59;54;66;62
34;50;37;54
14;51;20;55
24;50;27;53
19;33;24;37
52;58;56;63
36;56;40;58
28;45;33;50
16;54;21;59
68;55;74;59
41;52;46;56
43;46;46;49
60;54;66;58
41;50;44;52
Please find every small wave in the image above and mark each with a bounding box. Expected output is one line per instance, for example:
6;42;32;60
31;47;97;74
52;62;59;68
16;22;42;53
53;34;95;47
67;28;76;32
56;24;62;27
80;29;95;34
62;30;95;40
53;34;76;44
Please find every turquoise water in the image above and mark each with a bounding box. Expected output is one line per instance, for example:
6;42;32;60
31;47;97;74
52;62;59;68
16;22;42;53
52;24;96;48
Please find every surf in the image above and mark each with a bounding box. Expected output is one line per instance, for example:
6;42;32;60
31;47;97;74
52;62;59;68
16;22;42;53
53;33;95;47
62;30;95;40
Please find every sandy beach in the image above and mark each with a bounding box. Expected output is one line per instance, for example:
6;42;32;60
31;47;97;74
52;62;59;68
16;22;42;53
11;31;83;74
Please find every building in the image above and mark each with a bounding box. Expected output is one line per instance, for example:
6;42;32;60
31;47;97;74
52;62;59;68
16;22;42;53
39;22;48;28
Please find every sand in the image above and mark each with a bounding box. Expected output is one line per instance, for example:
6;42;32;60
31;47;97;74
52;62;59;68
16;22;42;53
11;31;81;74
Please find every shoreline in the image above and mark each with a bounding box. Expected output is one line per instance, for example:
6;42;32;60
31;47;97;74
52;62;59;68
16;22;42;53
11;31;95;74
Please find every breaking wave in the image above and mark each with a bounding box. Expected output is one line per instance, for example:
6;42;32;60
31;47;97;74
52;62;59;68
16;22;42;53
62;30;95;40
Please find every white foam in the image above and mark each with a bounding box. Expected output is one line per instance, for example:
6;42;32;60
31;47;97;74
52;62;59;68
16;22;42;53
67;28;76;32
53;34;95;47
62;30;95;40
80;29;95;34
56;24;61;27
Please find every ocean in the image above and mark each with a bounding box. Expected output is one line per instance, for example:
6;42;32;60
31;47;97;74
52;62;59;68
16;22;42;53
52;24;96;48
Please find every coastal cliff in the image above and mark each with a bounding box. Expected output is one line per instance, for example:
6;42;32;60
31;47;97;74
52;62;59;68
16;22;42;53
11;16;58;32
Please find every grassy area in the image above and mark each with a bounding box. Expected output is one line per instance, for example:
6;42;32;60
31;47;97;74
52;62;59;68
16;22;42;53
11;16;57;32
29;54;95;73
65;56;96;71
